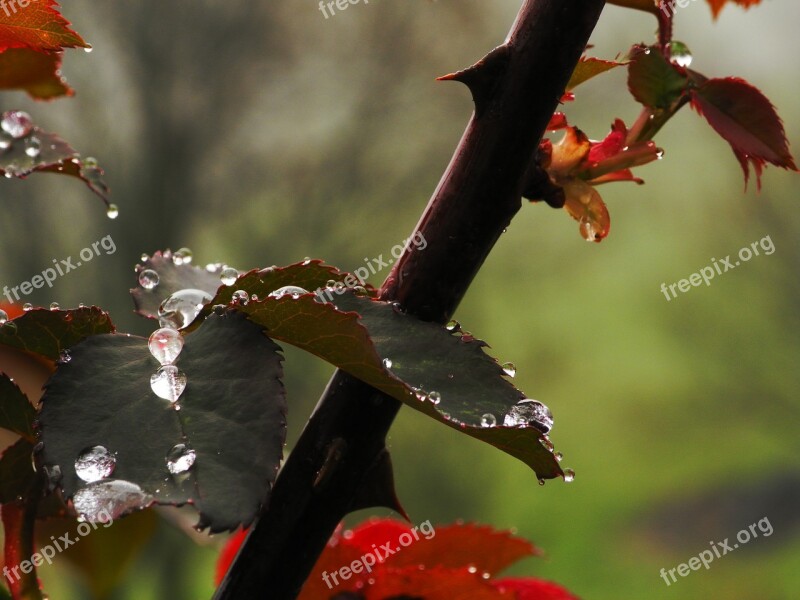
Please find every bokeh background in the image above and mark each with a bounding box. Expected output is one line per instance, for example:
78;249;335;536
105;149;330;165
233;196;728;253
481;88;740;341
1;1;798;598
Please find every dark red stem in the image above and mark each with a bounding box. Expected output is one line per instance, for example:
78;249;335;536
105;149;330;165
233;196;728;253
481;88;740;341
214;1;607;598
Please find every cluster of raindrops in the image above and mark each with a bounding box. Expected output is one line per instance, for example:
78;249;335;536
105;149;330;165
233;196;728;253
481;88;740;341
149;326;186;403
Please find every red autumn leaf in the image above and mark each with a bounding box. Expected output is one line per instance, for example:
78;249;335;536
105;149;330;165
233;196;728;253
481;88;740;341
706;0;763;19
285;518;571;600
492;578;579;600
365;566;511;600
0;47;72;99
689;77;797;189
562;180;610;243
0;0;88;53
214;528;248;586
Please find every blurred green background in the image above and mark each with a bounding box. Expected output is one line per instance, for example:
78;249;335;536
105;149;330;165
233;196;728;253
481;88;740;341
1;1;798;598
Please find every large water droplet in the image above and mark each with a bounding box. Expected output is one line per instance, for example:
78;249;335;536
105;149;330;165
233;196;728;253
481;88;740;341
501;362;516;378
49;302;60;311
148;327;184;365
72;480;152;522
480;413;497;428
445;320;460;332
166;443;196;474
75;446;116;483
428;391;441;405
106;204;119;219
268;286;309;300
219;267;239;286
158;289;211;329
503;399;554;433
173;247;193;265
382;358;392;369
150;365;187;402
563;468;575;483
24;136;41;158
138;269;159;290
22;303;33;311
1;111;33;139
0;310;7;325
231;290;249;305
668;41;692;68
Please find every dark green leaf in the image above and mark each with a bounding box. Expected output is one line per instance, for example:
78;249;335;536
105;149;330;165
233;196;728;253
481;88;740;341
0;437;36;503
212;289;563;481
628;47;689;110
39;312;286;532
0;307;114;362
0;122;111;204
0;374;35;442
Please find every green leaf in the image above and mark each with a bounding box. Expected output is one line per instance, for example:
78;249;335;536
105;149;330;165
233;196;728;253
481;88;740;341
0;307;114;362
628;47;689;110
567;56;626;91
0;374;35;442
208;284;563;481
0;119;111;205
0;437;36;503
39;311;286;532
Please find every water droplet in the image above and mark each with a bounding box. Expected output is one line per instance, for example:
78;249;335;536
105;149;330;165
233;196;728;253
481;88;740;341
481;571;491;580
84;156;98;168
43;464;62;488
73;480;152;522
325;279;337;290
150;365;187;402
0;310;7;325
540;435;554;452
158;288;212;329
668;41;692;67
445;320;460;332
75;446;116;483
24;136;41;158
1;111;33;139
138;269;159;290
503;399;554;433
166;443;196;474
148;327;184;365
563;468;575;483
58;350;71;364
22;303;33;311
656;149;665;160
353;286;368;296
501;362;516;378
250;293;259;302
302;257;311;266
231;290;249;305
428;391;441;405
579;216;603;243
106;204;119;219
467;565;477;574
205;262;222;273
173;247;193;265
83;45;93;53
382;358;392;369
212;304;226;316
480;413;497;427
0;136;10;152
538;478;545;486
219;267;239;286
554;452;563;462
49;302;60;311
268;286;309;300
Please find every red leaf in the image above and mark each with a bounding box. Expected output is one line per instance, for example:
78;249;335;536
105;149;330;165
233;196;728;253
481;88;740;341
690;77;797;189
0;47;72;99
364;566;511;600
214;528;248;586
566;56;626;92
493;577;580;600
706;0;763;19
0;0;88;53
562;180;610;243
